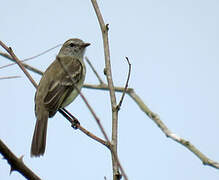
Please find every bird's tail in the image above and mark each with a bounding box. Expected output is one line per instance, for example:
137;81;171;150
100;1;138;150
31;111;49;157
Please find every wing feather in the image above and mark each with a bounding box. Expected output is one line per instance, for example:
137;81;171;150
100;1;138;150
43;57;83;117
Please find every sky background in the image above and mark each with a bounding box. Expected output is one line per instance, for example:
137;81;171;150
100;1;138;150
1;0;219;179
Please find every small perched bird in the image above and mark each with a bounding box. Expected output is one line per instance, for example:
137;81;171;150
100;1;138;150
31;38;90;157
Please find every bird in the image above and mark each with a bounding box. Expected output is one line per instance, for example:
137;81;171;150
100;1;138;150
31;38;90;157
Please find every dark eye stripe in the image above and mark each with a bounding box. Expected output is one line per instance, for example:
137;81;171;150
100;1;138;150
69;43;75;47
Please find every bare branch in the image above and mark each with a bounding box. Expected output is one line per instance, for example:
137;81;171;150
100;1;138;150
85;84;219;169
90;1;123;179
128;90;219;169
0;139;41;180
2;51;218;170
59;108;108;148
78;125;109;148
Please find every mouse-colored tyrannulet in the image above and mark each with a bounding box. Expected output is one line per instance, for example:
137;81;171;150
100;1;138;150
31;38;90;157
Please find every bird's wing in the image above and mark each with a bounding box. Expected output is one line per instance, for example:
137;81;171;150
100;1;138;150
43;57;83;117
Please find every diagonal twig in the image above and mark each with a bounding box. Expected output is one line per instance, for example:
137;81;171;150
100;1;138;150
0;41;38;88
85;56;105;84
0;44;61;70
0;51;43;75
116;57;131;110
59;108;108;148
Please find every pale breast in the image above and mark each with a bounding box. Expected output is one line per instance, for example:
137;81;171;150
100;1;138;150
60;60;86;108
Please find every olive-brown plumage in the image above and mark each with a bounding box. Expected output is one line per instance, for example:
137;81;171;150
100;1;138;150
31;39;90;157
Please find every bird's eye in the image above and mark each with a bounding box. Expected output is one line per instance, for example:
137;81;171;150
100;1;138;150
69;43;75;47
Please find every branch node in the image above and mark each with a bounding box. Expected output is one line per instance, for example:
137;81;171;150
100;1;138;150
203;160;208;165
71;121;80;129
106;24;109;31
115;106;120;111
183;140;190;146
103;68;107;75
19;155;24;162
112;106;117;112
115;173;122;180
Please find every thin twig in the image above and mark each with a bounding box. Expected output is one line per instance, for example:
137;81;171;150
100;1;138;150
0;41;38;88
0;51;43;75
85;56;105;84
78;125;109;148
0;139;41;180
0;44;61;70
0;76;21;80
59;108;108;148
116;57;131;110
0;52;12;60
83;84;134;93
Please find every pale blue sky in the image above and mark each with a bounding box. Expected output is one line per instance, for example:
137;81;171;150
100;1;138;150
1;0;219;179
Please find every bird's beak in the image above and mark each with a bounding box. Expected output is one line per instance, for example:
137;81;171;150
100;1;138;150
82;43;91;48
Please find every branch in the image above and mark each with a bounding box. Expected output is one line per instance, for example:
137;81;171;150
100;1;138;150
127;90;219;169
59;108;108;148
2;51;218;170
0;41;38;88
0;139;41;180
90;1;122;179
83;84;134;93
84;84;219;169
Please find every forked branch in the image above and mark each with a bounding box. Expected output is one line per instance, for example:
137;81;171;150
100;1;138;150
1;49;219;170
